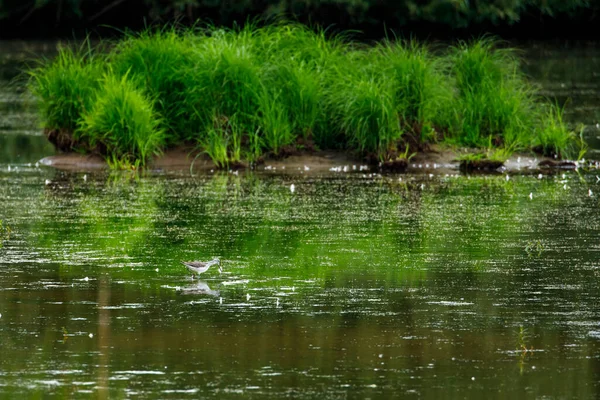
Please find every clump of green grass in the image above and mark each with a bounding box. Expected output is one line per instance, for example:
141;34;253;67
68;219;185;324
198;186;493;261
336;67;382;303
535;103;585;159
201;124;230;169
183;28;267;164
261;62;321;143
448;38;536;150
256;23;343;66
457;148;510;163
187;25;337;163
110;28;199;142
327;38;450;159
457;151;506;171
372;40;450;142
257;24;346;148
329;74;401;159
258;89;295;155
28;43;104;149
198;112;247;168
78;74;165;166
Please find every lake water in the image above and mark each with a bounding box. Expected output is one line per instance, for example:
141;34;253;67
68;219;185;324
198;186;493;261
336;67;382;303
1;41;600;398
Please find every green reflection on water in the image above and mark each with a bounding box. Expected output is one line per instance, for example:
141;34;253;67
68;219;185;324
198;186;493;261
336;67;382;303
2;170;600;398
0;134;54;164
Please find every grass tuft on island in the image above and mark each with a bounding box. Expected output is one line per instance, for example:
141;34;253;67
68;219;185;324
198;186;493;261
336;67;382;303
28;24;584;169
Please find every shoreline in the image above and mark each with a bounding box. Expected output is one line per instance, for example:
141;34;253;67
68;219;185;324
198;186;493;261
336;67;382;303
38;145;582;175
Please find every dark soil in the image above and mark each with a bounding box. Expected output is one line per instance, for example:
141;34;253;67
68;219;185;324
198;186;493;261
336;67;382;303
459;159;504;172
381;159;408;172
44;128;76;152
538;160;577;169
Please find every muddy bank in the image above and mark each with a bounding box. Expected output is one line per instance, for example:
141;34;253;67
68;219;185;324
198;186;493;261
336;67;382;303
38;145;589;175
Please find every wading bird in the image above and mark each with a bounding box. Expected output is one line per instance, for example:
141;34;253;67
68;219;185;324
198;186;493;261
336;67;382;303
181;258;222;278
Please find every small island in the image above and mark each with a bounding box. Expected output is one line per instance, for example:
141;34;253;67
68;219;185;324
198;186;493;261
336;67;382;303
29;24;585;170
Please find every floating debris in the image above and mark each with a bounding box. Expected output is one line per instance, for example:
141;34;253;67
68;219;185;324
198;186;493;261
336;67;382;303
529;192;533;200
246;293;251;301
589;189;593;197
290;184;295;193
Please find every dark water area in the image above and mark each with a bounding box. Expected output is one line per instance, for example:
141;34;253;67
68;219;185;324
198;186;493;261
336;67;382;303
0;4;598;42
1;41;600;398
520;42;600;153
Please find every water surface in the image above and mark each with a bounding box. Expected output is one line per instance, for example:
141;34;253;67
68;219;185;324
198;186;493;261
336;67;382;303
1;40;600;399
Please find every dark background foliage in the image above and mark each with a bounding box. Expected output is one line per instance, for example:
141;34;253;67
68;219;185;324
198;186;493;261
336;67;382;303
0;0;598;39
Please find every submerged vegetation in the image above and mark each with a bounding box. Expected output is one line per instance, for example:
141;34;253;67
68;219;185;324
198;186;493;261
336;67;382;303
28;24;583;168
0;219;11;249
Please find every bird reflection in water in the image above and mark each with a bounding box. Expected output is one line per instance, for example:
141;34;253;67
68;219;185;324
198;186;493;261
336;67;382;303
180;280;220;297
